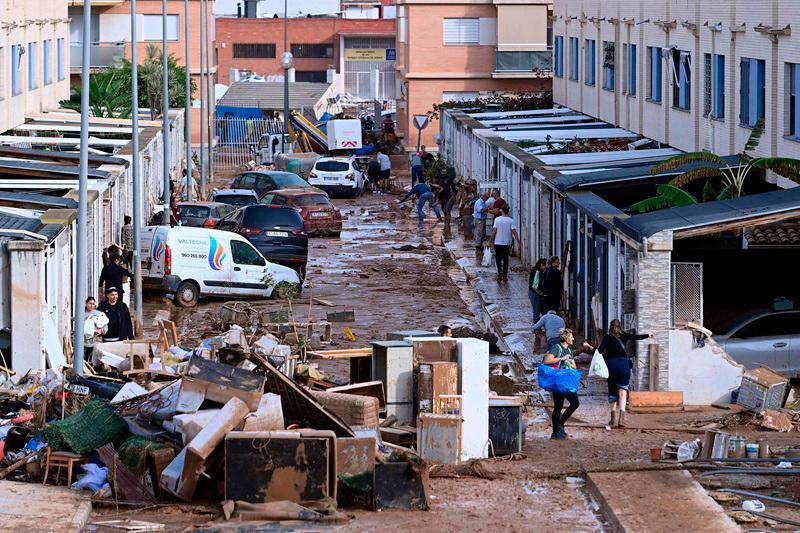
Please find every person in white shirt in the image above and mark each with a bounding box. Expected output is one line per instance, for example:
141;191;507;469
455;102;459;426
376;150;391;193
472;190;491;253
489;206;519;283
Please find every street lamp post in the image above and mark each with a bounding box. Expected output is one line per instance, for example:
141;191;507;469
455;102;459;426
198;0;206;197
131;0;143;331
184;0;192;201
162;0;170;225
73;0;92;373
281;0;292;153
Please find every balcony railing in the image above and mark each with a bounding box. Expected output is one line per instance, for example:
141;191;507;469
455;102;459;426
495;50;553;75
70;42;126;71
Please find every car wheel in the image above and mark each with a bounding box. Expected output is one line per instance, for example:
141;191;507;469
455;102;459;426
175;281;199;307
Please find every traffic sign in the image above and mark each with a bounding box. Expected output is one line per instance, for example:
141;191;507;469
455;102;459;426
413;114;429;130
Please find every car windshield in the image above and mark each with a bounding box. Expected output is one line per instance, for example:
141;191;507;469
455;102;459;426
315;161;350;172
244;206;304;229
217;194;257;206
180;205;210;218
271;173;309;188
293;194;330;207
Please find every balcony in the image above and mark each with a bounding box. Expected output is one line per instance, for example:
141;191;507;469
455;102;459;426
494;50;553;78
70;42;126;72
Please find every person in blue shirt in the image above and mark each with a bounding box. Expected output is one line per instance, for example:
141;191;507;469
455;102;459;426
398;182;442;227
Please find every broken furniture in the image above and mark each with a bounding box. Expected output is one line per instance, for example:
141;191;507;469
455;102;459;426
336;436;376;508
328;381;386;411
386;330;440;341
417;412;461;464
326;309;355;322
456;338;490;461
309;390;381;427
178;356;266;412
417;362;458;414
628;391;684;413
371;341;414;425
224;431;333;503
307;348;372;385
373;461;429;511
488;397;524;456
736;367;789;412
42;448;89;486
405;337;458;364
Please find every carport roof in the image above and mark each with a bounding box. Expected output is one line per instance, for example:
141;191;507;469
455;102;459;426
0;211;63;243
550;155;742;191
0;159;108;179
566;192;627;231
615;186;800;241
0;191;78;209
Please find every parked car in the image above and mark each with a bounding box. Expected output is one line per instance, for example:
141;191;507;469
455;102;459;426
210;189;260;207
216;205;308;278
308;156;365;198
261;188;342;237
713;309;800;376
230;170;316;199
176;202;236;228
139;226;300;307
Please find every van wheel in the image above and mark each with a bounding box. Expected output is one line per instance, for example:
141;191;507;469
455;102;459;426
175;282;199;307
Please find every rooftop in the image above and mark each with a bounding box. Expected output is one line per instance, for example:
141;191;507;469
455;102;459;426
218;82;333;110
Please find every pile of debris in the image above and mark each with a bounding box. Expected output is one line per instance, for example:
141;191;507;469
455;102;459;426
0;311;527;526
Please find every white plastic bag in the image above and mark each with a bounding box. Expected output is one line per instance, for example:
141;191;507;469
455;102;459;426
481;246;493;267
588;349;609;379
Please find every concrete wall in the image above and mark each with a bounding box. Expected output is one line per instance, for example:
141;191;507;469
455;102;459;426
0;0;71;133
668;329;743;405
7;239;47;374
552;0;800;159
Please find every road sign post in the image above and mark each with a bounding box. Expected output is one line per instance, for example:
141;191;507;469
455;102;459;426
413;114;429;153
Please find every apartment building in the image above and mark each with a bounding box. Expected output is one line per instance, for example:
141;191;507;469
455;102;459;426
216;16;396;100
67;0;216;145
552;0;800;161
0;0;71;133
396;0;552;148
215;0;396;19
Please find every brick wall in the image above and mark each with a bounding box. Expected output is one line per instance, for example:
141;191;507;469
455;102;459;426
634;229;672;391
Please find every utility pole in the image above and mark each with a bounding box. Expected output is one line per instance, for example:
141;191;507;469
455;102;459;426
203;0;213;183
131;0;143;331
198;0;206;197
73;0;92;374
281;0;292;153
184;0;192;201
162;0;171;224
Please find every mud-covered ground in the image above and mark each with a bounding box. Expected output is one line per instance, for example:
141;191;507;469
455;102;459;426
115;172;800;532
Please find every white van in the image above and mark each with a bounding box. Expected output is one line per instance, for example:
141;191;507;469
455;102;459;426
140;226;301;307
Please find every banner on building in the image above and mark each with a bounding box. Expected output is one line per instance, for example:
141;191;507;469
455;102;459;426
344;48;389;61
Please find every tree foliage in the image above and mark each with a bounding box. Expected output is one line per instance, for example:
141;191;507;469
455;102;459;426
426;91;553;121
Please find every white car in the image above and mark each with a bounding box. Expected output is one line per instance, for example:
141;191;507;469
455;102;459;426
308;156;365;198
140;226;301;307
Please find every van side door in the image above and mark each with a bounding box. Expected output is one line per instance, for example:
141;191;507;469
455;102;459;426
229;239;270;297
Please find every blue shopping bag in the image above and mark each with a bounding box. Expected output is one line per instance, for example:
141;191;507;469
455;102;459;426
537;364;582;394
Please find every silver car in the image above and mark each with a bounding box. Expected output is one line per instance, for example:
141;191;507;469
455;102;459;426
714;309;800;376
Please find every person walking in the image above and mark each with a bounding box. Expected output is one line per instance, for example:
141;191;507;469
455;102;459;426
99;250;133;303
84;297;107;364
120;215;135;268
528;258;547;322
410;151;425;186
398;182;442;228
543;328;580;439
595;319;654;428
488;206;518;283
532;309;566;354
472;190;491;258
98;287;134;342
541;256;563;313
367;158;381;192
377;149;391;192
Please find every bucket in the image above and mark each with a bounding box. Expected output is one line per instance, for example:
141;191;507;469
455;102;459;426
650;447;662;462
746;443;760;459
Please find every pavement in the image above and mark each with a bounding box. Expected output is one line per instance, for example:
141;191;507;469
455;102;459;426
0;480;92;532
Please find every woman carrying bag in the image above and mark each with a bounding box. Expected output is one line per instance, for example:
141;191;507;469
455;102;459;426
541;328;582;440
596;319;654;428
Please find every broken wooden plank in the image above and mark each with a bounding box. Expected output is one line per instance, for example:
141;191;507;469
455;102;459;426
313;298;335;307
628;391;683;407
97;444;157;504
307;348;372;359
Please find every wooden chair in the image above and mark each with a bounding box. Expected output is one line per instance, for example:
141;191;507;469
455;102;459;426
42;447;89;486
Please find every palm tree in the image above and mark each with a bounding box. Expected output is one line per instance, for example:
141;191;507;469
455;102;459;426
629;117;800;213
60;72;132;118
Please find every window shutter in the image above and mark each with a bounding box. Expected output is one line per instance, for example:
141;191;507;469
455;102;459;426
443;18;480;45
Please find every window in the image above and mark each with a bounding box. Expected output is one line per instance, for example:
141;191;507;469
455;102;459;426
648;46;662;102
11;45;21;96
585;39;596;86
231;241;265;266
672;50;691;110
713;54;725;119
293;194;329;207
443;18;480;45
628;44;637;96
732;312;800;339
142;14;179;41
740;57;765;127
295;70;327;83
233;43;275;59
602;41;615;90
57;38;65;81
553;36;564;77
28;42;37;90
43;39;52;86
569;37;579;81
704;54;712;116
789;63;800;138
290;43;334;58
